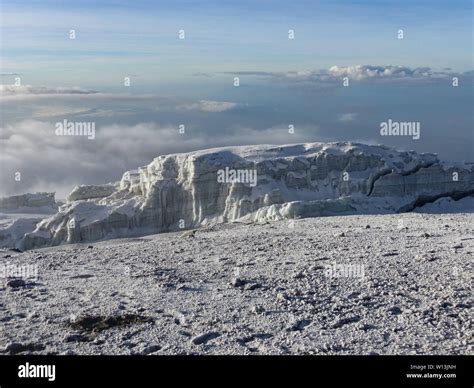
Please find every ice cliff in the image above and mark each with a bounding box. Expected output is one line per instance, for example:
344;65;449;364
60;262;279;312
16;142;474;250
0;192;57;213
0;193;58;249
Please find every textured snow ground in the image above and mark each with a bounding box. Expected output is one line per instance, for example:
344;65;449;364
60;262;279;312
0;213;472;355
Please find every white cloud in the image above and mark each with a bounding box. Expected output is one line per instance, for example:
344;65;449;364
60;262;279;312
0;85;151;101
185;100;240;112
229;65;456;83
0;85;98;95
33;106;92;118
338;113;358;123
328;65;435;80
1;86;242;115
153;99;242;113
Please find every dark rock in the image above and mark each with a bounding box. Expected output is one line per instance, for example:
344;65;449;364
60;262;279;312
4;342;45;354
359;323;377;331
69;314;154;332
382;251;399;257
191;332;220;345
244;282;262;291
230;277;245;287
7;278;26;288
388;306;403;315
252;305;265;314
289;319;311;331
332;315;361;328
143;345;161;354
65;334;91;343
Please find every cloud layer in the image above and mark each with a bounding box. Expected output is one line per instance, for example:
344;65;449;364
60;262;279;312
1;86;242;115
225;64;462;84
0;85;98;96
0;85;153;102
186;100;241;113
155;100;242;113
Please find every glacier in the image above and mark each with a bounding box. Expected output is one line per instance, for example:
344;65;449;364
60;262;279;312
0;193;58;249
10;142;474;250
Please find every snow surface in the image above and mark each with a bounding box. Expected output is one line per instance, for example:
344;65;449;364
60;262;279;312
1;213;472;355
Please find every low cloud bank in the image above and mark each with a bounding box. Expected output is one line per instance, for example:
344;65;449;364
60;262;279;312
224;64;464;83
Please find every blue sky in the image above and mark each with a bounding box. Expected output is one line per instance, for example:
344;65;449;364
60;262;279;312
1;0;472;86
0;0;473;197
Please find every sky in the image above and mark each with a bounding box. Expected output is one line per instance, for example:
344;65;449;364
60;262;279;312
0;0;473;198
